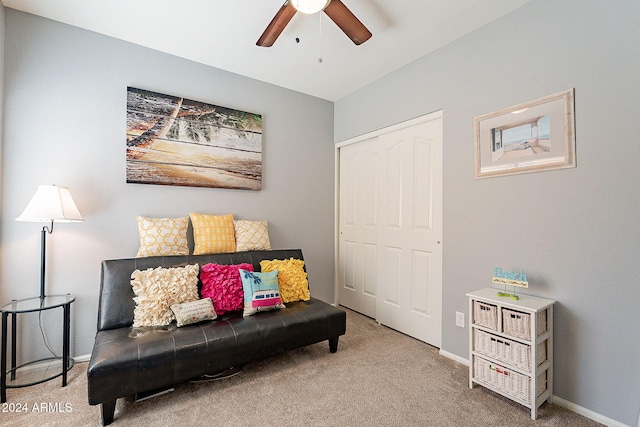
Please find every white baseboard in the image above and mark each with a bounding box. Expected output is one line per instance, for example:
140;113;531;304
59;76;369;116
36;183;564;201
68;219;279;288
552;396;630;427
438;349;469;366
438;350;629;427
73;354;91;363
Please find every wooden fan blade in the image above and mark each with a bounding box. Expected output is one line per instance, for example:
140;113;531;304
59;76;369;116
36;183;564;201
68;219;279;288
323;0;372;45
257;1;297;47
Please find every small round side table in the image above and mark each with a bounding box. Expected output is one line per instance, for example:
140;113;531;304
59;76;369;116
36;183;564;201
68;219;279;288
0;294;75;402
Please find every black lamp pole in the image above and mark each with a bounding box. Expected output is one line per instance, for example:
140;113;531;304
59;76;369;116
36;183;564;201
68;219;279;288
40;222;53;299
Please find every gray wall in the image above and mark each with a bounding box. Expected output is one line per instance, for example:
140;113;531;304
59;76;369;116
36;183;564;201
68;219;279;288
0;5;4;211
335;0;639;425
0;10;334;361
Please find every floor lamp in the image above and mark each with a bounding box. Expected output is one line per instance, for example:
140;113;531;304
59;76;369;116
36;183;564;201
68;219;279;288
16;185;84;299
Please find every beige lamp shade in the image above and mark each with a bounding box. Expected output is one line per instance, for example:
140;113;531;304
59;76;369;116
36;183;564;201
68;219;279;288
16;185;84;223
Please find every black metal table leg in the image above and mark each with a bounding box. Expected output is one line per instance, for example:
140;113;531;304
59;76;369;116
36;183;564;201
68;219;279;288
62;302;70;387
1;311;7;403
10;312;16;381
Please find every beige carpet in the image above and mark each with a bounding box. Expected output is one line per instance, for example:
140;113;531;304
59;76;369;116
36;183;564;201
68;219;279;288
3;308;602;426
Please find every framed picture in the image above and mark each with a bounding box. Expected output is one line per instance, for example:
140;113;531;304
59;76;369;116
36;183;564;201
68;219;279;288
474;89;576;179
126;87;262;190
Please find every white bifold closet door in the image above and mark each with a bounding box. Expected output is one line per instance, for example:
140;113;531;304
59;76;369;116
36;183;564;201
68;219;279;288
337;112;443;347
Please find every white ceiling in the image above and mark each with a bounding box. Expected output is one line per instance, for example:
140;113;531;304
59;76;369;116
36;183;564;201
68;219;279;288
2;0;533;101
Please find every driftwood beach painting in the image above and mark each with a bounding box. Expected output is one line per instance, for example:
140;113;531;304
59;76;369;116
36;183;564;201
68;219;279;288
126;87;262;190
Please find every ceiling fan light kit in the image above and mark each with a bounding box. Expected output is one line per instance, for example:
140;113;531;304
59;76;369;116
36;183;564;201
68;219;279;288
291;0;331;15
257;0;371;48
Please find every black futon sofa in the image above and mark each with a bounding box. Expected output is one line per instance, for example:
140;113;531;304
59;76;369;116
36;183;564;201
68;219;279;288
87;249;346;425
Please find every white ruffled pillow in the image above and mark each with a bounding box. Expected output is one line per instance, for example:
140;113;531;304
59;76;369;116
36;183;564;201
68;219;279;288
131;264;199;327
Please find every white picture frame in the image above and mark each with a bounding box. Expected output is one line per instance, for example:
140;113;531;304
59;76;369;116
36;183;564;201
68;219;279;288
474;89;576;179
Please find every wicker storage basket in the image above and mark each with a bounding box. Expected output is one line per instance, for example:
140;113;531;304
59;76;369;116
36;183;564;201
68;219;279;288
473;356;547;404
473;301;498;330
473;329;547;372
502;308;547;340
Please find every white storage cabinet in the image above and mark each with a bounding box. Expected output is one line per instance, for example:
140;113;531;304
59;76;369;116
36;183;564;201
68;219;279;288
467;287;555;420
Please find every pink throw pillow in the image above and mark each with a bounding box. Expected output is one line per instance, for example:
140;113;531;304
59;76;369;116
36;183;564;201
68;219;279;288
200;263;253;315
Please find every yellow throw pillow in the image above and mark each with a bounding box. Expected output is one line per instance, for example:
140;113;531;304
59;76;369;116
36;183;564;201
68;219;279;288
136;216;189;257
234;220;271;252
260;258;310;303
189;213;236;255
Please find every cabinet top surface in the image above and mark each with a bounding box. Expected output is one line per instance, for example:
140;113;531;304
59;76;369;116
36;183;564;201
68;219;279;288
467;287;555;311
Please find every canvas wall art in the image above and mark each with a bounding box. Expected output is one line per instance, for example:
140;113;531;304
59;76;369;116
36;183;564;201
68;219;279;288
474;89;575;179
126;87;262;190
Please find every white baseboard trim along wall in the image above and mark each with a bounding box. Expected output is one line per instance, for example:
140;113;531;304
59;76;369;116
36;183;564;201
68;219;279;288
439;349;469;366
438;350;630;427
551;396;630;427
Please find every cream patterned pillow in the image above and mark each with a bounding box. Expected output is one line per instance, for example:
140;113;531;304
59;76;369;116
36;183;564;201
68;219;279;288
189;213;236;255
171;298;217;327
234;220;271;252
136;216;189;257
131;264;199;327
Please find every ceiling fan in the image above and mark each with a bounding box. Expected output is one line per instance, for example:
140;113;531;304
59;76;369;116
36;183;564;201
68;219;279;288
257;0;372;47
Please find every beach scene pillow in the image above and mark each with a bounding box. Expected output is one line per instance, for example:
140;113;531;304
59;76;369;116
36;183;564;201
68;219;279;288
239;269;285;317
